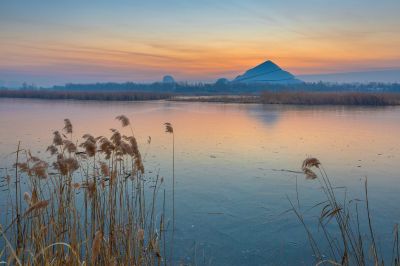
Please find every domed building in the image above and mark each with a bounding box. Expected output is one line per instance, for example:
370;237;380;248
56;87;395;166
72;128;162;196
162;75;176;84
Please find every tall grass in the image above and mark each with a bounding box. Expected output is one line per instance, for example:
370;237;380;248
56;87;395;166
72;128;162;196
291;158;400;266
163;123;175;264
0;116;169;265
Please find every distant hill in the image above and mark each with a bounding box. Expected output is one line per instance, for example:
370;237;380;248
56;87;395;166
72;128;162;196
299;69;400;83
232;60;302;84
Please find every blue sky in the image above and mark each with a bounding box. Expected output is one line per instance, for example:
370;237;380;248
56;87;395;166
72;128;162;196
1;0;399;86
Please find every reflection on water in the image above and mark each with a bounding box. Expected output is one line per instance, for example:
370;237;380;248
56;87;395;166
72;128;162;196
1;98;400;265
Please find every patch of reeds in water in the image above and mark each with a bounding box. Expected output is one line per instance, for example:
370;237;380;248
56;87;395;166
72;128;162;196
0;116;171;265
290;157;400;266
261;91;400;106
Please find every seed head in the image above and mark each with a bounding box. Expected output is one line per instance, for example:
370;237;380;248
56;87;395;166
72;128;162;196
116;115;130;127
63;119;73;134
164;122;173;134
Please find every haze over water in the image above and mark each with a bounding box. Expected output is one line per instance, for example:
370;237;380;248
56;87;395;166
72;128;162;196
1;98;399;265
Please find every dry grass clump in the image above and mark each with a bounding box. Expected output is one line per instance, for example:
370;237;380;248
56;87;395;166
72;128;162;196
0;116;169;265
290;157;400;266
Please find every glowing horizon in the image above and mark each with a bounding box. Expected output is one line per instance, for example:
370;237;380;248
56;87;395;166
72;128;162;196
1;0;400;86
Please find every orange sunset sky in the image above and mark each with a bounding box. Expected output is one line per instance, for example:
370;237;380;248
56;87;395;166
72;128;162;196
1;0;400;86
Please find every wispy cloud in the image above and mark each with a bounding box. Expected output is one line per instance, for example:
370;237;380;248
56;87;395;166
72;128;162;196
1;0;400;85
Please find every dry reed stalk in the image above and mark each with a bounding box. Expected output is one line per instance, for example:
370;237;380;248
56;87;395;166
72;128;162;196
91;230;103;265
293;157;395;265
164;122;175;264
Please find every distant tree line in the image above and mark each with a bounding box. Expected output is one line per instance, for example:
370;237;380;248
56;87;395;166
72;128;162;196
2;81;400;98
46;81;400;94
2;88;400;105
0;89;171;101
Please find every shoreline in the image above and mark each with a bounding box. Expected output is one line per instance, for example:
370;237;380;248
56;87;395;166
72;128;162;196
2;90;400;106
171;91;400;106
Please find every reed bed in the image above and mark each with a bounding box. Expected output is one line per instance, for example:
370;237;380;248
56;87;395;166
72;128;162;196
0;89;171;101
172;92;400;105
261;91;400;105
291;158;400;266
0;116;174;265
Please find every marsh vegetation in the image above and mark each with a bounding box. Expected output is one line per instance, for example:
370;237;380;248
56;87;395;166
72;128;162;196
0;89;171;101
172;92;400;105
292;158;400;266
0;116;175;265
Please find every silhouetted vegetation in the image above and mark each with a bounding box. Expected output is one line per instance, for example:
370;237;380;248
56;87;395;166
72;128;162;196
171;95;260;103
2;83;400;105
260;91;400;105
4;81;400;95
48;81;400;94
0;89;171;101
172;92;400;105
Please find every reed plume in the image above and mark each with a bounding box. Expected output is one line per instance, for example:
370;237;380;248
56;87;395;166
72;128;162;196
164;122;173;133
63;140;77;153
80;134;97;157
24;200;49;216
302;157;321;169
31;160;48;179
53;131;63;146
46;145;58;155
116;115;130;127
63;118;73;134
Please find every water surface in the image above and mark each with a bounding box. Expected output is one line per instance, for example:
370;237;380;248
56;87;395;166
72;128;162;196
1;98;399;265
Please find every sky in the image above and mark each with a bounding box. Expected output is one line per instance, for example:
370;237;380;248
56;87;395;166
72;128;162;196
1;0;400;86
